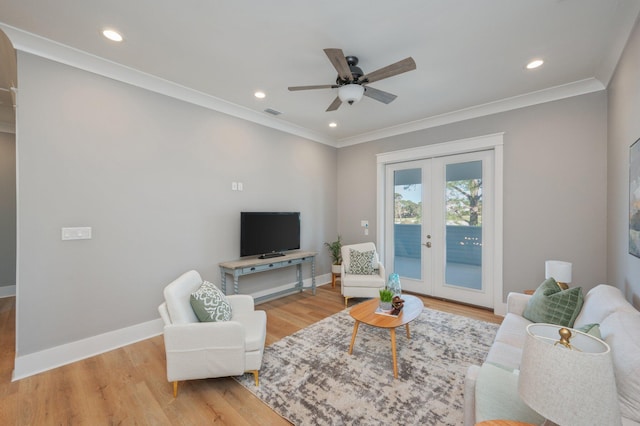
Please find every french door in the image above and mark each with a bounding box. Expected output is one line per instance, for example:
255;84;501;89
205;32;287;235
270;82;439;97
383;150;495;308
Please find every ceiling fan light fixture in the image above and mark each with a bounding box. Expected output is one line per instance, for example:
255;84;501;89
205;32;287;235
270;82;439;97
338;84;364;105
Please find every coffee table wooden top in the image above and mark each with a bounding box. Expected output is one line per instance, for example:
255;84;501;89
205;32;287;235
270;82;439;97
349;294;423;328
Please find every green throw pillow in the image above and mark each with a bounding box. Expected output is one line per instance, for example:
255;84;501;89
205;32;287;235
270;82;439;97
190;281;232;322
577;323;602;339
348;249;375;275
523;278;584;327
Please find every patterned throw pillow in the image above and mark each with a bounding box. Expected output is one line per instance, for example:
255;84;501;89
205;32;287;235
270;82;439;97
348;249;375;275
190;281;232;322
523;278;584;327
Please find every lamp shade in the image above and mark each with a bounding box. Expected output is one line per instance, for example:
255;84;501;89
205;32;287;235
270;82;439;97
545;260;572;284
518;323;621;426
338;84;364;104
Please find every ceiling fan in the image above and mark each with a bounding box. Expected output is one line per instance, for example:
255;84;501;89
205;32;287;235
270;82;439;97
288;48;416;112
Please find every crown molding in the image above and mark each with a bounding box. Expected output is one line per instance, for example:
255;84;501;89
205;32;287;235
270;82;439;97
0;23;335;147
337;78;605;147
0;22;611;150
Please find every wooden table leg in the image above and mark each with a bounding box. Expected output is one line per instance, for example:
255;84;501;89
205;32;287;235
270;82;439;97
405;323;411;339
390;328;398;378
348;321;360;355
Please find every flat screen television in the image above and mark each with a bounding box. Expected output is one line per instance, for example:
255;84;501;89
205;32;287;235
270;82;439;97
240;212;301;258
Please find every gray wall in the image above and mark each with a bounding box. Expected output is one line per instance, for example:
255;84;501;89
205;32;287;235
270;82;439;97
16;52;337;355
0;131;15;287
607;16;640;307
337;92;608;302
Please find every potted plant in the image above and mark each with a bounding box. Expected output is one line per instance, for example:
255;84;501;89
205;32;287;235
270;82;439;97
324;235;343;275
379;288;394;311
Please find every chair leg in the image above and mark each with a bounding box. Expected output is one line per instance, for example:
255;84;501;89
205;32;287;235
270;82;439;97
251;370;259;386
173;381;179;397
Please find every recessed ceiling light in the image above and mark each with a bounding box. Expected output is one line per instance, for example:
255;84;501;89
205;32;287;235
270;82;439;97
102;29;123;42
254;91;266;99
526;59;544;70
329;122;337;128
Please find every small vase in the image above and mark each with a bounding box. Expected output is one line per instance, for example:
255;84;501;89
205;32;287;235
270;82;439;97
379;301;392;311
387;273;402;296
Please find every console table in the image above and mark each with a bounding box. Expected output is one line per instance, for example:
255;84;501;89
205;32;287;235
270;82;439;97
219;251;317;303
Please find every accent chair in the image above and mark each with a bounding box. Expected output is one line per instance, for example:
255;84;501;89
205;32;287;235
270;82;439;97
340;242;386;307
158;270;266;397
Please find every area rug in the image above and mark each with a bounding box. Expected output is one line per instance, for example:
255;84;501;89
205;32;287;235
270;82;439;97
234;306;499;425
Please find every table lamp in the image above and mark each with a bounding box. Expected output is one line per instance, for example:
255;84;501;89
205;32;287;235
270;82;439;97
545;260;572;290
518;323;621;426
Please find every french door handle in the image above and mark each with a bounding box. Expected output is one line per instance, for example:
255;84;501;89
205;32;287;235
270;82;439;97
423;242;432;248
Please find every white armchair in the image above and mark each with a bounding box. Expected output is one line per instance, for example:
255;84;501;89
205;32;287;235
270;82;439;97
158;270;267;397
340;242;386;307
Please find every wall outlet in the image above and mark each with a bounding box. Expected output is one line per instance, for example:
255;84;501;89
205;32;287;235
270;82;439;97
62;227;92;240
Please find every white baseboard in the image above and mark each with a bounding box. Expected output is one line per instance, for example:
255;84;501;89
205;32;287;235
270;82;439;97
0;285;16;298
13;318;164;381
12;273;333;381
250;273;331;301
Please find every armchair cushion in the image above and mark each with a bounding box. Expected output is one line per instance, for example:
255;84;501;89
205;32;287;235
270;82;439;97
190;281;232;322
348;249;376;275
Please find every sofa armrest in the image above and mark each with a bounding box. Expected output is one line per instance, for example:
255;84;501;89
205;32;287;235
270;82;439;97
227;294;256;316
464;364;480;426
507;292;532;316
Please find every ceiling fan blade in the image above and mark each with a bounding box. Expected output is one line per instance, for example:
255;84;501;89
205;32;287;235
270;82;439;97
326;96;342;112
358;57;416;84
363;86;397;104
324;48;353;82
288;84;338;91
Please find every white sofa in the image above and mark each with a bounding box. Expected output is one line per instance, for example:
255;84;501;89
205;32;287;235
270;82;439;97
464;284;640;425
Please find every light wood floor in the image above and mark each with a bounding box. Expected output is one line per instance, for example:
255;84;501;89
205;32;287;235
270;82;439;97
0;283;502;425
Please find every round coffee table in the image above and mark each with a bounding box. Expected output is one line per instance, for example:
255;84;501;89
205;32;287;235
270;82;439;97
348;294;424;378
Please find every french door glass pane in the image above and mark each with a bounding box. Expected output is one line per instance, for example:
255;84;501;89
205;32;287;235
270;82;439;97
393;168;422;279
445;161;482;289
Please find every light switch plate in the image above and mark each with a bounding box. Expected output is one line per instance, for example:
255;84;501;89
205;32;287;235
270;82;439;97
62;227;92;240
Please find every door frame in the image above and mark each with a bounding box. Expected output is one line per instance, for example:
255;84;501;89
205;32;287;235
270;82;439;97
376;133;505;314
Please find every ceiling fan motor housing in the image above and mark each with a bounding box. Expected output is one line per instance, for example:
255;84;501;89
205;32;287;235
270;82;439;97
336;55;365;85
